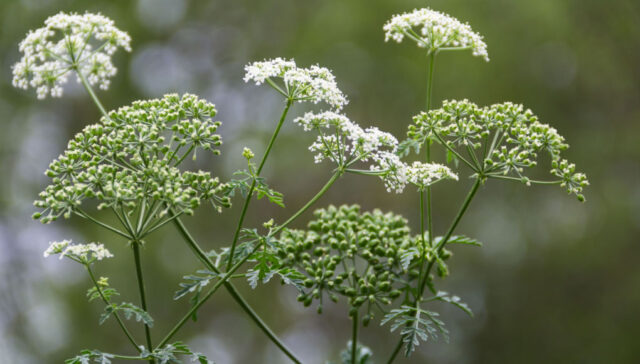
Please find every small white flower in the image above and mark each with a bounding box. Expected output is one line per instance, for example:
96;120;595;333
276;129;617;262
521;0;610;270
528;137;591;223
12;12;131;99
384;8;489;61
294;111;456;193
369;154;458;193
43;239;70;257
44;240;113;263
406;161;458;188
244;58;348;109
371;152;409;193
294;111;397;165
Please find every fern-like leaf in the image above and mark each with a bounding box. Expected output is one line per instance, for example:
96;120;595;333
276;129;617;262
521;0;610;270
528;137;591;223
435;291;473;317
381;305;448;357
99;302;153;327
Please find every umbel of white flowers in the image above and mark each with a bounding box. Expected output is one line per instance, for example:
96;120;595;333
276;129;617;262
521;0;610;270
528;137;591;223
12;12;131;99
34;94;230;224
44;240;113;264
294;111;458;193
244;58;348;110
384;8;489;61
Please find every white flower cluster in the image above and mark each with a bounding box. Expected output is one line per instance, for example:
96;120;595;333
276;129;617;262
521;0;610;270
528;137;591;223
371;153;458;193
406;161;459;188
44;240;113;264
294;111;397;164
12;12;131;99
410;99;588;200
294;111;457;193
384;8;489;61
244;58;348;109
34;94;231;224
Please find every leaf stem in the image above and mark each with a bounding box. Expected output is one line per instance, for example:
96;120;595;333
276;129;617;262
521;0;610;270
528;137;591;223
167;171;341;362
419;178;482;294
487;174;562;185
74;209;131;240
226;99;293;270
131;241;155;364
156;241;262;348
351;310;359;364
271;171;341;237
169;216;303;364
85;265;141;352
75;69;110;120
386;340;404;364
425;52;436;250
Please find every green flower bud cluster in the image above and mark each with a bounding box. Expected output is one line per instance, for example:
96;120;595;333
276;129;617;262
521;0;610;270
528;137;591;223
34;93;230;223
409;99;588;199
271;205;422;321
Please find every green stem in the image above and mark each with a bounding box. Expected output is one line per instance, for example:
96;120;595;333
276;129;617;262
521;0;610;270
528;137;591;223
432;131;478;172
173;145;195;166
425;52;436;249
74;210;131;240
76;70;110;120
487;174;562;185
426;53;435;111
131;241;155;364
226;99;293;270
271;171;341;236
170;216;302;364
140;211;184;238
351;311;359;364
417;53;436;297
167;171;340;362
386;340;403;364
416;190;428;301
344;168;384;176
157;241;262;349
418;178;482;295
85;266;141;352
388;179;482;364
135;199;147;237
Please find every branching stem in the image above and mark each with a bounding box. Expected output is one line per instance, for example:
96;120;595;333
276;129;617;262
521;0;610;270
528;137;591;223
169;216;302;364
85;265;141;352
226;99;293;270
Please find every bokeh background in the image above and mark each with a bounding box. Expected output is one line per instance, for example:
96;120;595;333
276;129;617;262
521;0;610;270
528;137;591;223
1;0;639;363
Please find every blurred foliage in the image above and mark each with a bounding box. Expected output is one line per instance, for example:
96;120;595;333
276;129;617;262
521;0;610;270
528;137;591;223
0;0;639;363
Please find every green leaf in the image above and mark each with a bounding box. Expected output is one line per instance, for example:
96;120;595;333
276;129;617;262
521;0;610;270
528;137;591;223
253;176;285;207
174;269;220;300
149;342;214;364
442;235;482;247
381;305;448;357
246;250;281;289
65;350;114;364
227;171;285;207
100;302;153;327
86;287;119;302
400;246;420;271
338;341;374;364
396;138;421;157
277;268;306;291
435;291;473;317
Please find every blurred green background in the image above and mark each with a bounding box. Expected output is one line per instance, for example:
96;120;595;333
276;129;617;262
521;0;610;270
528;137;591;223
1;0;639;363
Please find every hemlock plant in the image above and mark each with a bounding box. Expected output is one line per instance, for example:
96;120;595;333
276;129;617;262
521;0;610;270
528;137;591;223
13;8;588;364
